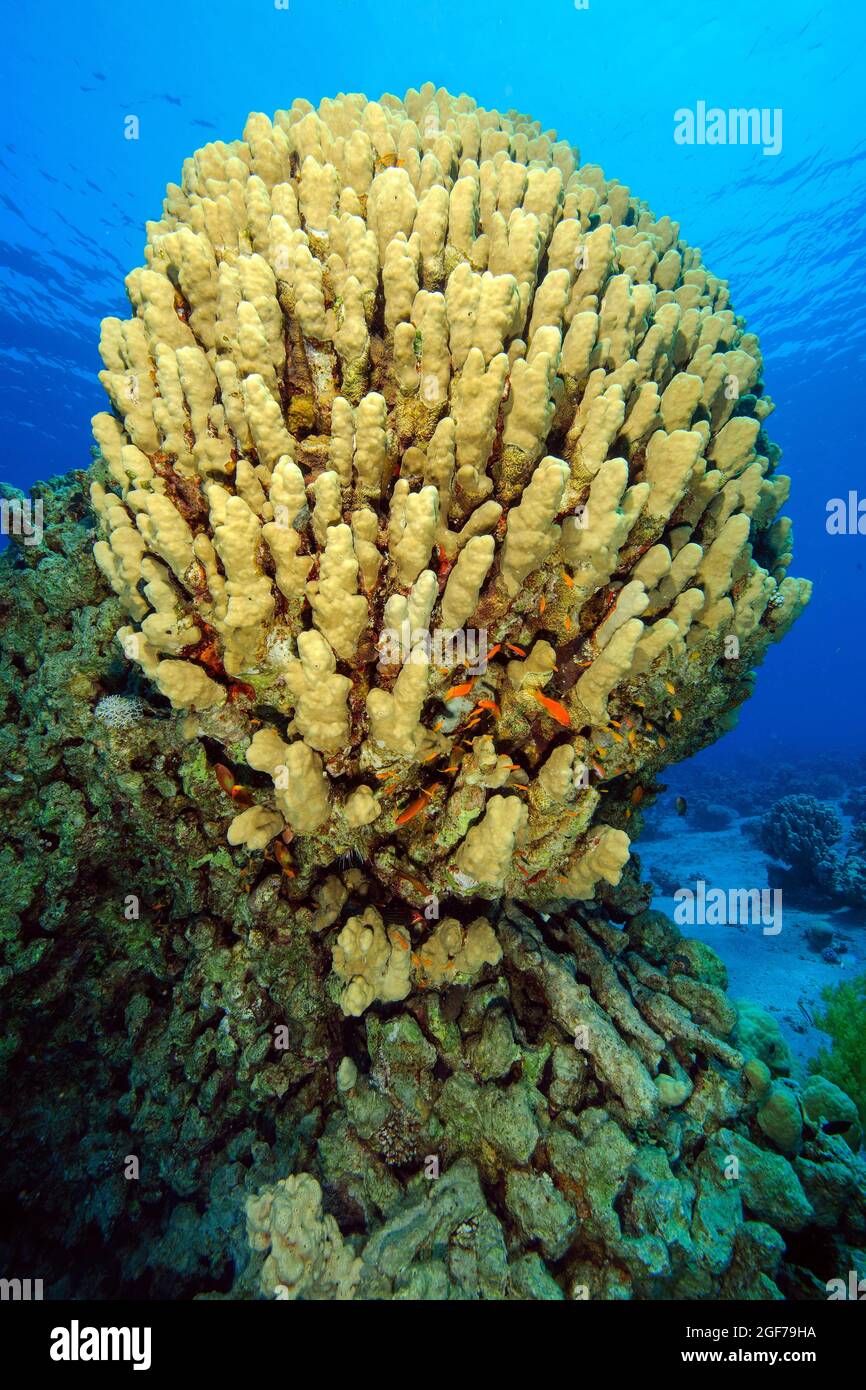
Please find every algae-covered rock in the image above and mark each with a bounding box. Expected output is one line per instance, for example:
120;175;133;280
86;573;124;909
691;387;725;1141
435;1073;543;1170
504;1170;577;1262
508;1252;565;1301
466;1007;522;1082
715;1129;813;1231
733;1000;793;1076
802;1075;863;1152
757;1084;803;1155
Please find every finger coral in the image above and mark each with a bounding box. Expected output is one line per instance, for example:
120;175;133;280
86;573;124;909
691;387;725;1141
89;83;809;928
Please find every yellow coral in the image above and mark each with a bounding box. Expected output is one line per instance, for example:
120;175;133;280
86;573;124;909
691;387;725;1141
89;83;807;920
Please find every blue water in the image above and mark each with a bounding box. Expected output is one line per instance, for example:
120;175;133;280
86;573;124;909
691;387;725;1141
2;0;864;757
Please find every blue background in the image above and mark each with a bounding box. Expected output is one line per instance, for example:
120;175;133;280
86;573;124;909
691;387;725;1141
1;0;863;757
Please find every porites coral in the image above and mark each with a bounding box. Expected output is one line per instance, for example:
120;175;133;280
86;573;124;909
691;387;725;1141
88;82;809;916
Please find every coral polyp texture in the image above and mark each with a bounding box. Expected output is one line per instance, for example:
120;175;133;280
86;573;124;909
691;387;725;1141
90;83;809;953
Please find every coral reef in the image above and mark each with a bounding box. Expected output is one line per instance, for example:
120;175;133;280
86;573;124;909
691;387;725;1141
757;795;842;898
0;494;862;1298
232;903;866;1301
88;83;808;936
3;86;853;1306
758;794;866;906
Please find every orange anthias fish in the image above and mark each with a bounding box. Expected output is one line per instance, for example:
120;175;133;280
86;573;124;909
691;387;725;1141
476;699;500;716
273;841;296;877
532;689;571;726
444;679;474;701
214;763;235;796
630;785;645;805
396;796;428;825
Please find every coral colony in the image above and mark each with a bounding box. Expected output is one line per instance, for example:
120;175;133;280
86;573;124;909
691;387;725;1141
4;85;865;1302
91;85;808;953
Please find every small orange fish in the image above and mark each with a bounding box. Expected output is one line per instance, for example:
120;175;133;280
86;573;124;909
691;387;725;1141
539;596;547;615
506;643;526;657
628;730;637;748
609;729;623;744
231;786;254;808
487;643;502;659
444;679;474;701
609;719;622;729
673;707;683;722
634;699;645;708
376;769;397;779
215;763;235;796
396;796;428;825
564;616;572;632
398;870;428;894
444;764;460;773
273;841;296;877
592;761;605;777
476;699;500;716
532;689;571;726
665;681;676;695
658;735;667;749
631;785;645;805
561;570;574;589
